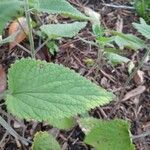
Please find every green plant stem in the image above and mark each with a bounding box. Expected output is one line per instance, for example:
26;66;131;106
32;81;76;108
77;36;99;47
24;0;35;58
0;115;30;146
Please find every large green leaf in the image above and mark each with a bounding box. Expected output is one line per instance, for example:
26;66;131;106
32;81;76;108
6;58;114;122
133;18;150;39
0;0;23;34
32;132;60;150
40;22;87;39
79;118;135;150
30;0;87;19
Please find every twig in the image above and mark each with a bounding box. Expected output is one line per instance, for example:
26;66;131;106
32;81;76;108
35;38;50;54
24;0;35;58
15;42;31;54
102;3;135;10
0;116;31;146
132;131;150;140
100;69;116;83
0;132;9;146
102;3;150;11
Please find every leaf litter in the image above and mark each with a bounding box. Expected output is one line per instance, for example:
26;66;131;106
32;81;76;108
0;0;150;150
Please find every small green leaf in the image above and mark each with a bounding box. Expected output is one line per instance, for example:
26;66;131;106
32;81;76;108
40;22;87;39
46;41;59;55
97;36;115;47
133;18;150;39
0;0;23;34
113;31;145;50
30;0;87;19
79;118;135;150
93;24;105;37
32;131;60;150
104;52;130;66
6;58;115;122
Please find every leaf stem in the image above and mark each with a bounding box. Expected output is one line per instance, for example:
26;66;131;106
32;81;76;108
24;0;35;58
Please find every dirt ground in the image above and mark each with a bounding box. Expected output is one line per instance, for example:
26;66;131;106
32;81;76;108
0;0;150;150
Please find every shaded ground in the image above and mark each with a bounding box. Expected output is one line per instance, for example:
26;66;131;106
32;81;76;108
0;0;150;150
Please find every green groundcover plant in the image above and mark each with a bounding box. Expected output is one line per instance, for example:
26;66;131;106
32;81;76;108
85;8;150;69
133;0;150;22
1;0;150;149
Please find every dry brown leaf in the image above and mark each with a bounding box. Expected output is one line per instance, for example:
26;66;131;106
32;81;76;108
9;17;28;50
133;70;144;85
0;65;7;96
101;77;108;88
122;85;146;101
116;15;123;32
13;121;21;129
143;121;150;131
